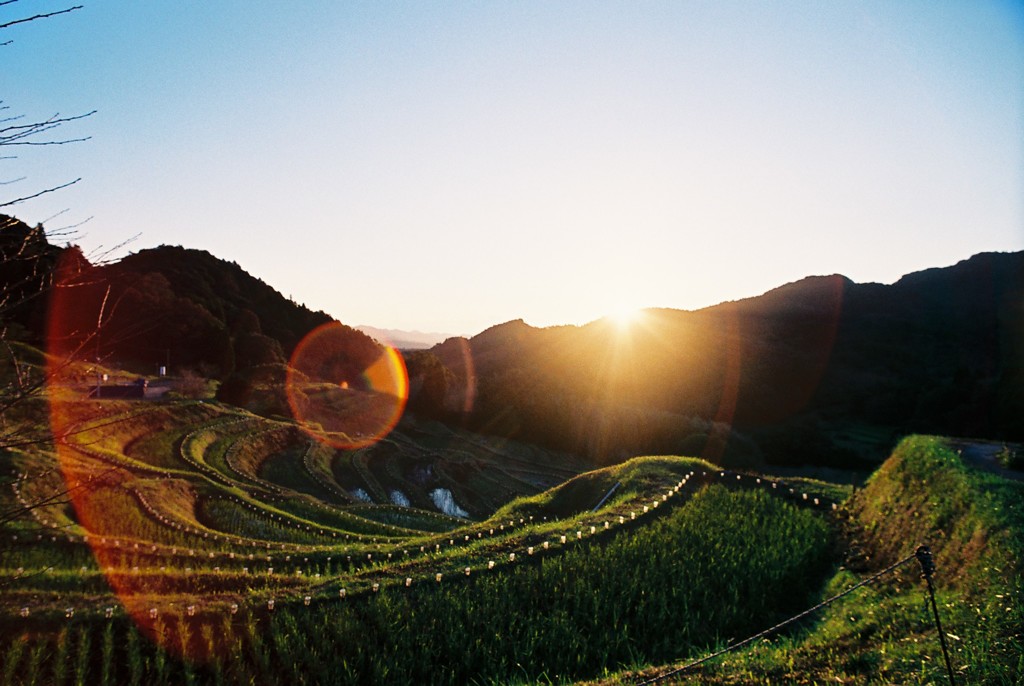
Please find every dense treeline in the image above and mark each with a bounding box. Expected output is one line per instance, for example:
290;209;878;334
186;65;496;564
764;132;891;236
0;214;376;383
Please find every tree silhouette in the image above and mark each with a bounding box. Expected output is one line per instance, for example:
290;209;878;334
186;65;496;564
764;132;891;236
0;2;100;532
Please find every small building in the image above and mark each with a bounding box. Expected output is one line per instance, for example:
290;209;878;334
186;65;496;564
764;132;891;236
89;377;148;399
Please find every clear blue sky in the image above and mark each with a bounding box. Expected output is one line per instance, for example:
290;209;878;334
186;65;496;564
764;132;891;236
5;1;1022;336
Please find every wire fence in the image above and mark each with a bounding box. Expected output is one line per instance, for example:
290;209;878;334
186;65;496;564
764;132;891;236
636;545;956;686
2;466;846;623
5;459;960;684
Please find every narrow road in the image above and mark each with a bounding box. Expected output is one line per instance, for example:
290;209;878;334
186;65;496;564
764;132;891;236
950;439;1023;482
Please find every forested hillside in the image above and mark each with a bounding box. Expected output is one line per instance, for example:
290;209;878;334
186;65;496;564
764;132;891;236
1;214;373;381
408;252;1024;467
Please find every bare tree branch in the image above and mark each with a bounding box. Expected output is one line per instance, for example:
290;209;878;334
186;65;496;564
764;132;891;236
3;136;91;146
89;232;140;264
0;177;80;207
0;4;127;534
0;111;95;134
0;105;94;212
0;110;96;145
37;207;70;224
52;214;92;233
0;5;83;31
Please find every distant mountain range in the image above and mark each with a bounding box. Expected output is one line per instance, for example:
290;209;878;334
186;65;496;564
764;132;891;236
356;325;452;350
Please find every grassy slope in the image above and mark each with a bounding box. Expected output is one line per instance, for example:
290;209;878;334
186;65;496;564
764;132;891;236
249;485;834;686
8;379;1019;685
2;455;839;686
596;436;1023;685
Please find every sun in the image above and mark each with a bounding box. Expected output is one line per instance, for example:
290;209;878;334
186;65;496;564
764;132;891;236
606;304;645;329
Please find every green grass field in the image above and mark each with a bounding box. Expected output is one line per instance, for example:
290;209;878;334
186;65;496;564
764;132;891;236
2;389;1020;684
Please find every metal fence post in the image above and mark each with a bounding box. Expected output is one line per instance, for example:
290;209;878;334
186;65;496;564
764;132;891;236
915;545;957;686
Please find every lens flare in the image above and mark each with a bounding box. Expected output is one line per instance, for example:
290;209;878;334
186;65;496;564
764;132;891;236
45;250;185;652
286;321;408;449
40;256;413;661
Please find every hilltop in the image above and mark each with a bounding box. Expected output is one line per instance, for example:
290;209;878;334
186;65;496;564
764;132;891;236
409;252;1024;468
0;214;375;386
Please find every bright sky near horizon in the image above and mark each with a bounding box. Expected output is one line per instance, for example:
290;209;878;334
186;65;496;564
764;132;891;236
4;1;1022;337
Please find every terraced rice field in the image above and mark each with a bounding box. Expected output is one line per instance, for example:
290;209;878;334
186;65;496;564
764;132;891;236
1;397;848;684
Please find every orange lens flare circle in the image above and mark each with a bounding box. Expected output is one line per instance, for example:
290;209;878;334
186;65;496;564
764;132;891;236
286;322;409;449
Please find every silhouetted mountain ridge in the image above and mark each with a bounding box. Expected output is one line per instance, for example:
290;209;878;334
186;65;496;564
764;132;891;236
112;244;338;361
3;214;1018;470
1;215;377;380
410;252;1023;467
